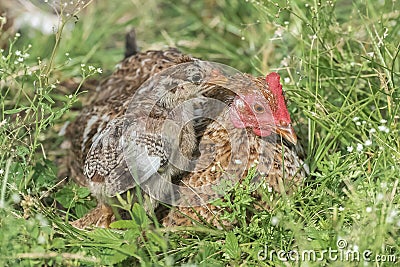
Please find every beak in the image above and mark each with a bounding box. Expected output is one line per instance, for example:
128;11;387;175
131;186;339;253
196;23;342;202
275;123;297;145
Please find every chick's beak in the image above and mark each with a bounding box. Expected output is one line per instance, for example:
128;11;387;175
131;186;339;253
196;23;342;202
275;123;297;145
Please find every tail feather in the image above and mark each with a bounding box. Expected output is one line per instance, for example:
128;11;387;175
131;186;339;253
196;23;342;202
124;29;139;58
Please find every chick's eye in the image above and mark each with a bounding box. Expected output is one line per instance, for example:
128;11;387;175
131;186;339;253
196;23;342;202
191;73;202;84
253;103;265;113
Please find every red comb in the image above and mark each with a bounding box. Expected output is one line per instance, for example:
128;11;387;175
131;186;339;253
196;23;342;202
265;72;291;124
266;72;282;94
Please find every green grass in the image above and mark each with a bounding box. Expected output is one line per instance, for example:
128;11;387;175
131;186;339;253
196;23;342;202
0;0;399;266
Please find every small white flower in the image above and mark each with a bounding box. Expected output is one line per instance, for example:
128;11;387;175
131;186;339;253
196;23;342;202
386;214;395;223
284;77;291;84
376;193;384;201
380;119;387;123
362;120;366;124
356;121;361;126
356;143;363;152
35;213;49;226
11;193;21;204
347;146;354;152
15;50;22;56
389;209;397;218
15;32;21;37
96;68;103;74
366;207;372;213
0;119;6;127
37;235;46;244
378;125;389;133
65;52;70;56
369;128;376;133
352;117;359;122
367;52;374;57
80;63;85;67
281;57;290;67
364;140;372;146
271;216;279;226
338;206;345;211
0;169;4;174
88;65;95;71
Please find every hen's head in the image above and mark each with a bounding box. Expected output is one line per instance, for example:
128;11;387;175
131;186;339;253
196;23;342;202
229;72;297;144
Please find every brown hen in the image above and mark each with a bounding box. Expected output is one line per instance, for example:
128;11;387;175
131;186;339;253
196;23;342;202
66;34;307;229
66;37;255;228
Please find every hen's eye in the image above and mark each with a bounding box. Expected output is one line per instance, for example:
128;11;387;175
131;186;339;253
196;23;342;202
253;103;265;113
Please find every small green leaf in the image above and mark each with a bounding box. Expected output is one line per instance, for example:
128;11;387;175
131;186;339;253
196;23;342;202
224;232;240;260
76;187;91;198
146;231;168;252
132;203;149;228
43;93;55;103
86;228;123;243
16;146;30;157
110;220;138;229
108;251;129;265
101;248;129;265
54;187;76;208
52;238;66;249
124;228;141;240
74;203;91;218
4;107;29;114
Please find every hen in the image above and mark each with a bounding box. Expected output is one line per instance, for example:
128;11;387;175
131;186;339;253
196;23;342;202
162;73;307;228
66;34;261;228
66;33;307;229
